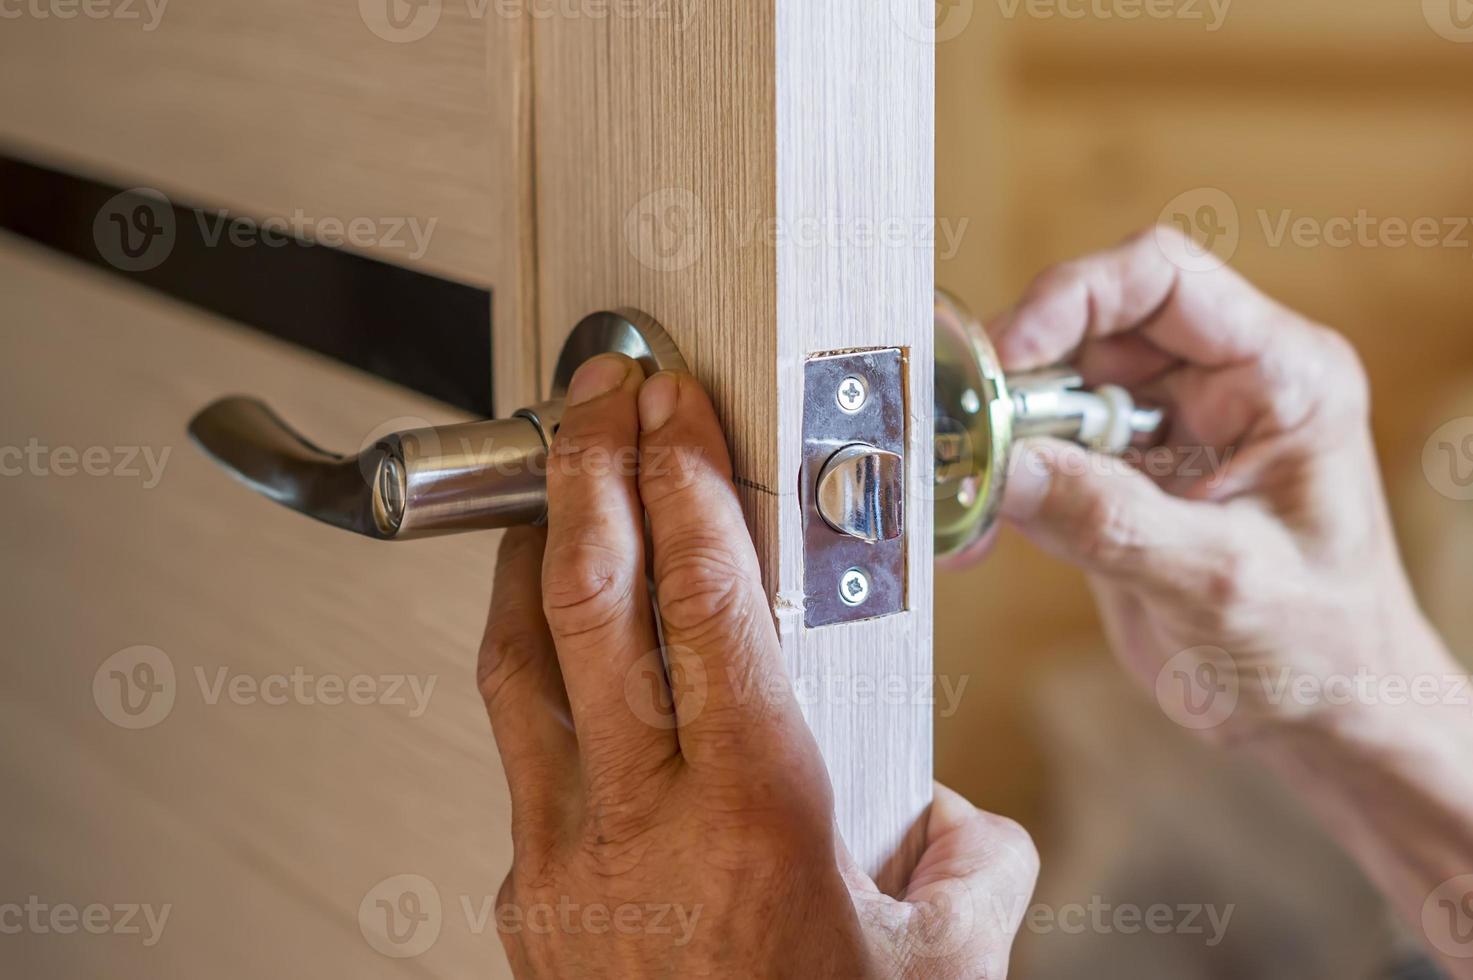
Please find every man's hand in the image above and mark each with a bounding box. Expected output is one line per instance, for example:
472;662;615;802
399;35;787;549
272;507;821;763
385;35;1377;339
987;226;1454;741
984;227;1473;977
478;355;1038;978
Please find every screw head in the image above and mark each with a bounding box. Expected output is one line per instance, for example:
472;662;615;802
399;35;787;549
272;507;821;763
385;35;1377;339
836;375;868;414
838;567;871;606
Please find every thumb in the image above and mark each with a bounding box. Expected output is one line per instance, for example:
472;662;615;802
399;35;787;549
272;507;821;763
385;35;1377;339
893;784;1039;973
1001;437;1235;595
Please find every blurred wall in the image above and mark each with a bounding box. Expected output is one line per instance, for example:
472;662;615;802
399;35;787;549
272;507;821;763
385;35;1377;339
935;0;1473;825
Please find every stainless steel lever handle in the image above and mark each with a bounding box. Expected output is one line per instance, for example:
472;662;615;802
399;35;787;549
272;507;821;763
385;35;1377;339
187;310;687;540
189;399;550;539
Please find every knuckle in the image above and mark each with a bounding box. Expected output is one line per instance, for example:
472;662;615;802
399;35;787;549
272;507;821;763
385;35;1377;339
989;815;1042;882
1314;325;1370;417
638;443;716;508
1148;221;1192;253
1071;492;1139;567
1194;548;1265;636
1204;549;1252;610
505;847;563;898
656;542;754;639
697;777;832;863
1030;257;1087;298
541;541;640;640
477;631;541;711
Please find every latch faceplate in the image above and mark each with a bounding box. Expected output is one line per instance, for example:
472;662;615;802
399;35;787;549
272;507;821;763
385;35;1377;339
800;348;908;628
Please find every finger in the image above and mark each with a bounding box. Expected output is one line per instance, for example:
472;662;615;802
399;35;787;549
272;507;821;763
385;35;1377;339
635;371;809;759
1000;436;1253;600
987;226;1289;372
478;527;578;846
1072;333;1176;390
900;784;1040;976
542;354;678;779
905;784;1039;905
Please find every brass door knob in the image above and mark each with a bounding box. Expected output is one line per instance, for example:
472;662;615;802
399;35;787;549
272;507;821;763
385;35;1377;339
933;290;1164;561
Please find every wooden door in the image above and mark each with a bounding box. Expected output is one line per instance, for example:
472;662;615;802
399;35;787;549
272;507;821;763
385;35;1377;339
0;2;934;974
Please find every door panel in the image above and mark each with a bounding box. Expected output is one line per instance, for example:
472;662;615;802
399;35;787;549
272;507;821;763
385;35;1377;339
0;234;514;977
533;1;935;890
0;1;526;289
1;5;937;976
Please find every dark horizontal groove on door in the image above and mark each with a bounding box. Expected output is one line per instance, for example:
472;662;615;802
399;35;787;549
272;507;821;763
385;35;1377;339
0;151;493;416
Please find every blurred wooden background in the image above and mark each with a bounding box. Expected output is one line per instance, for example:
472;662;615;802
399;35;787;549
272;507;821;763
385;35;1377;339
935;0;1473;830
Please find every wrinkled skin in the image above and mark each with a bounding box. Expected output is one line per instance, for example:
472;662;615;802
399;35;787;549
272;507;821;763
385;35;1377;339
988;226;1450;742
478;357;1038;978
986;227;1473;980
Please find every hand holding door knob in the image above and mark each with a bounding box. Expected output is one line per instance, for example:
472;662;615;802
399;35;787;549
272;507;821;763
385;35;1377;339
932;290;1162;560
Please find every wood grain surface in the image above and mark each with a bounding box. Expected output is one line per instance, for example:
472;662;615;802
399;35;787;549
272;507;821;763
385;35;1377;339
0;0;526;294
0;234;515;978
532;0;935;891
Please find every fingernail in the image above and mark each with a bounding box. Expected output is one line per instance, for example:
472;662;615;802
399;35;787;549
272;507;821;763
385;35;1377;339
567;354;632;406
638;372;680;432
